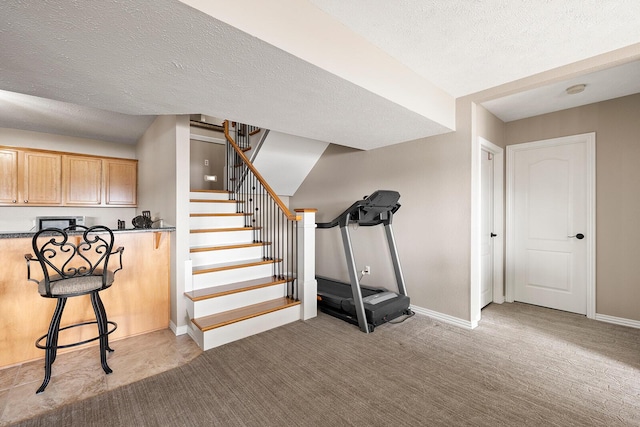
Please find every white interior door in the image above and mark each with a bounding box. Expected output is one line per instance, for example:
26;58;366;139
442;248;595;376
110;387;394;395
480;149;494;308
507;133;595;316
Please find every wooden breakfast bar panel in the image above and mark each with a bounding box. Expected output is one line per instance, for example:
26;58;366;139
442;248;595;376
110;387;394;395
0;229;171;368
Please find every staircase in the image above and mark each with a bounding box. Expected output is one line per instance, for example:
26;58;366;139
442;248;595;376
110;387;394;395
184;120;316;351
185;190;301;350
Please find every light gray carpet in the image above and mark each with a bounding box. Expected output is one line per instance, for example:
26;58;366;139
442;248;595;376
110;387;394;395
15;303;640;426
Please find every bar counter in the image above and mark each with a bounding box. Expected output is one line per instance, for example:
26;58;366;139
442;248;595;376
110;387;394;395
0;227;174;368
0;226;176;239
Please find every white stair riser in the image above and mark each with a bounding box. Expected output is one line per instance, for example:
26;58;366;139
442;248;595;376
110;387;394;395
187;325;203;350
189;215;246;229
199;305;301;350
190;246;264;266
190;192;229;201
189;230;255;246
187;284;287;318
192;263;276;289
190;202;238;213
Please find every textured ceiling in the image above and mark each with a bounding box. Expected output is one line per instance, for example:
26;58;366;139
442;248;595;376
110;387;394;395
0;1;640;147
307;0;640;97
0;90;156;144
0;0;451;149
483;60;640;122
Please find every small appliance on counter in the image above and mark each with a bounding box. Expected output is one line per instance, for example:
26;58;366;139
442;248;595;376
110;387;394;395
132;210;153;229
36;216;85;231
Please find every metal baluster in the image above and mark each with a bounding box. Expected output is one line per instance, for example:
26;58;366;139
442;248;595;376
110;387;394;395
278;210;282;279
224;121;301;300
274;200;278;278
291;221;298;301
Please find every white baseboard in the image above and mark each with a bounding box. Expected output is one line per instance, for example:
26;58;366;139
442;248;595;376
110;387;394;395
400;305;639;331
410;305;478;329
169;320;189;336
595;313;640;329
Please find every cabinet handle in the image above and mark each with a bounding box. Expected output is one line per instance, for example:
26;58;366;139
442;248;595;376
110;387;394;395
24;200;28;203
12;200;17;203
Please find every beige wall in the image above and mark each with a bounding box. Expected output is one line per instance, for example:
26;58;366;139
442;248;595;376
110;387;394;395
291;99;475;322
476;104;506;148
137;115;192;331
505;93;640;321
291;94;640;325
190;139;225;191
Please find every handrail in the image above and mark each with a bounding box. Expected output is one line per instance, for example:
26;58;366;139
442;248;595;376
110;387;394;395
223;120;300;221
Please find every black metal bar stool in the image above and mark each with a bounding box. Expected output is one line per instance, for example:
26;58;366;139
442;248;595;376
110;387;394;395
25;225;124;394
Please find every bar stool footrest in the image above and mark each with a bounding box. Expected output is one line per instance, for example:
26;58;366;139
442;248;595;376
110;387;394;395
35;320;117;350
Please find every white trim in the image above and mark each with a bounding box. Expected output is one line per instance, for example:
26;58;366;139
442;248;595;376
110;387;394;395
479;138;505;305
170;320;189;336
411;305;478;329
585;137;596;319
505;132;596;318
296;210;318;320
595;313;640;329
189;134;226;144
470;106;480;325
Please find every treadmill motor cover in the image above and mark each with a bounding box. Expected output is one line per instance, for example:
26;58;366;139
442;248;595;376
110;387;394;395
317;276;410;327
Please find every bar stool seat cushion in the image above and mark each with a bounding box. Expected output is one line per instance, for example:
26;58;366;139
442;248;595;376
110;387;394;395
38;270;115;297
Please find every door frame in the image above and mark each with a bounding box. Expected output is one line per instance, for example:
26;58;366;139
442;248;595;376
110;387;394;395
505;133;596;318
472;136;505;326
480;138;505;306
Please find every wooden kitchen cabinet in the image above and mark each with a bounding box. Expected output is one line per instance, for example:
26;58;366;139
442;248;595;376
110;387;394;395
0;148;64;206
0;149;19;204
0;146;137;207
22;151;62;205
21;151;63;205
63;155;103;205
104;158;137;206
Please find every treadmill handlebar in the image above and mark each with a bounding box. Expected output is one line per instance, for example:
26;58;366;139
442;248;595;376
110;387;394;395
316;190;401;229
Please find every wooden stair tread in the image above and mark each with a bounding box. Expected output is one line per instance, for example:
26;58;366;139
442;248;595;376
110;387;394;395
193;258;281;275
192;297;300;332
191;227;256;234
190;190;230;194
190;242;270;253
190;213;250;217
190;199;240;203
184;276;292;301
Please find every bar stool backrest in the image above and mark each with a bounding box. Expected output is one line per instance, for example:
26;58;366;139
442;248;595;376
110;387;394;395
28;225;122;297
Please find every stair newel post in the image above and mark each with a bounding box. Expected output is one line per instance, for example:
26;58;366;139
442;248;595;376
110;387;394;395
295;209;317;320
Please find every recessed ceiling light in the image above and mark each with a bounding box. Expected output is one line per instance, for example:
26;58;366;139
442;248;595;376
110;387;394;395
566;84;586;95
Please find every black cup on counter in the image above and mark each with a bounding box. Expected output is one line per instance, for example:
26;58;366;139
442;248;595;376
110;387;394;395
117;220;125;230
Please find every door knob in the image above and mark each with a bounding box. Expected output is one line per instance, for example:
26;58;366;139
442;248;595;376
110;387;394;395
568;233;585;240
490;233;497;237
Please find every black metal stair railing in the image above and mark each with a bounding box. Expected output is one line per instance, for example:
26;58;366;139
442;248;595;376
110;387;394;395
224;120;300;300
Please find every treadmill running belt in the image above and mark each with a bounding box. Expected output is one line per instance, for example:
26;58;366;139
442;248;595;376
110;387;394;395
317;276;410;328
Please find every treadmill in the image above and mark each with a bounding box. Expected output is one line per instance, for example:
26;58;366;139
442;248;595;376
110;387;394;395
316;190;412;333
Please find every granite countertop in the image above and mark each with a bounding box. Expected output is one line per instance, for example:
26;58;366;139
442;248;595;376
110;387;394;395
0;227;176;239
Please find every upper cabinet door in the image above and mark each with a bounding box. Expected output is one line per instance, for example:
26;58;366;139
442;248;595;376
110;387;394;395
104;159;137;206
0;149;19;204
22;151;62;205
0;147;137;207
63;155;103;205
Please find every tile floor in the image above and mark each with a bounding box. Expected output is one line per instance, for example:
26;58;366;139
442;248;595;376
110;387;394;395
0;329;202;426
